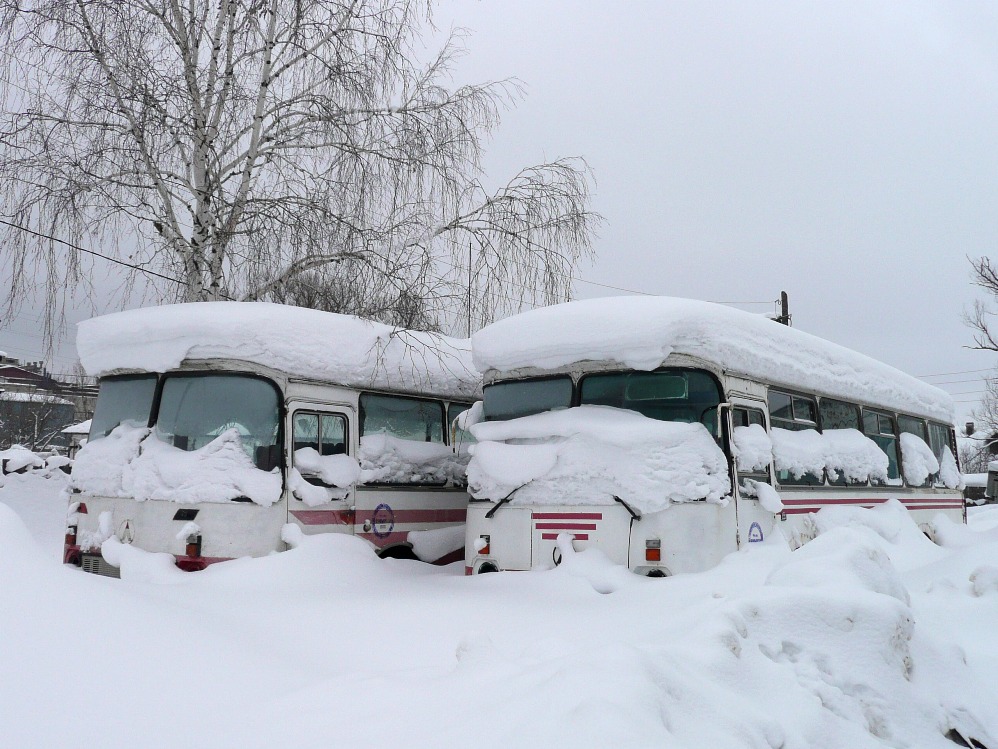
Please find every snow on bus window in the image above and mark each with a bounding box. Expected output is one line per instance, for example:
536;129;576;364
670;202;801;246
897;415;932;487
290;412;360;505
732;423;772;473
467;405;731;513
358;394;467;485
769;427;888;487
898;432;939;488
929;422;963;489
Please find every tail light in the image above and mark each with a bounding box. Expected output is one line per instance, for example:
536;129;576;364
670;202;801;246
186;534;202;558
65;525;78;546
77;503;88;514
645;538;661;562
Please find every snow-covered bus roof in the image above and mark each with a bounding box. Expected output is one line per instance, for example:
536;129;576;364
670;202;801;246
472;297;954;423
78;302;479;400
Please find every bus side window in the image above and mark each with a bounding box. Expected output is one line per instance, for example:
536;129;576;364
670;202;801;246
293;412;348;485
928;422;955;486
732;406;771;495
898;414;931;487
769;390;822;486
358;393;448;485
818;397;866;486
863;409;901;485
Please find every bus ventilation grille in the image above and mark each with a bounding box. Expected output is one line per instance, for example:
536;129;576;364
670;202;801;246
81;554;121;579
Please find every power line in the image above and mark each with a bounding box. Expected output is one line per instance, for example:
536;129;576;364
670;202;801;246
918;367;996;379
0;218;193;289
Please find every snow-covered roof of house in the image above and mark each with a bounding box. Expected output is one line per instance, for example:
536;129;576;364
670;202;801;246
61;419;92;435
963;473;987;488
0;391;73;405
472;296;954;423
78;302;478;400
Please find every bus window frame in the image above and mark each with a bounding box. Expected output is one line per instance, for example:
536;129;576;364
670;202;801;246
577;367;724;435
482;374;576;422
149;370;286;473
768;388;823;486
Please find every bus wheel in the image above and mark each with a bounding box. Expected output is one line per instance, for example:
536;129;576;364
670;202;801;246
379;544;418;561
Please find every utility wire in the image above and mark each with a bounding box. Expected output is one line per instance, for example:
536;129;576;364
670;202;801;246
0;218;194;290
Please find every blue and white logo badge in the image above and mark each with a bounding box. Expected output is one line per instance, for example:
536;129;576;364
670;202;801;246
747;522;764;543
371;503;395;539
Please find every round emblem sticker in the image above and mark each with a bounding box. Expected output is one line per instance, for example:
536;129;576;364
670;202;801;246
371;503;395;539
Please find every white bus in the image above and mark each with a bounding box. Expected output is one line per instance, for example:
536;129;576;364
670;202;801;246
64;302;478;576
464;297;965;577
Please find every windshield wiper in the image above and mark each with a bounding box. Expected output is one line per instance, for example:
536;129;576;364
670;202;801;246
485;486;523;519
613;495;641;521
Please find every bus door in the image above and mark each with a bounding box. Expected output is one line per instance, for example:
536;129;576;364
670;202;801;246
286;404;358;538
729;398;780;549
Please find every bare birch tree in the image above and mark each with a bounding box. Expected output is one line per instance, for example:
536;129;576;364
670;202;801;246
0;0;598;336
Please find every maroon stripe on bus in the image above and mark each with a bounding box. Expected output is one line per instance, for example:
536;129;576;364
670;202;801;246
534;522;597;531
782;502;963;515
290;509;354;526
353;508;467;524
541;533;590;540
532;512;603;520
781;497;964;506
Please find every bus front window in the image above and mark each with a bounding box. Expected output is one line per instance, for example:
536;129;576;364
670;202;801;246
483;376;573;421
580;369;722;432
89;375;158;439
154;375;281;470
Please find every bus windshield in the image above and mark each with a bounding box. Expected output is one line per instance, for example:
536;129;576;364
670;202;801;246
89;375;158;439
483;376;573;421
154;374;281;469
580;369;722;432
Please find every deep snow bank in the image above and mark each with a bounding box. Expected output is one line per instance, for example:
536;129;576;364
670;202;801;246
2;473;997;749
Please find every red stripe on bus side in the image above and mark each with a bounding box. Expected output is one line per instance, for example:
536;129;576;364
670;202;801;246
782;503;963;515
290;510;354;526
541;533;589;541
534;522;598;531
531;512;603;520
780;497;963;506
353;508;466;524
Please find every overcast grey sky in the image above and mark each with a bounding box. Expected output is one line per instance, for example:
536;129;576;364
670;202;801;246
432;0;998;424
2;0;997;425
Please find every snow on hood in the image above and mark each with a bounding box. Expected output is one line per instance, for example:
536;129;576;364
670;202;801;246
468;405;731;512
78;302;478;400
472;297;953;422
71;424;282;506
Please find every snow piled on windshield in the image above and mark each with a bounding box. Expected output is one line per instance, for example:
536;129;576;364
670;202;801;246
78;301;478;399
468;405;730;511
3;475;998;749
472;297;953;421
71;424;282;506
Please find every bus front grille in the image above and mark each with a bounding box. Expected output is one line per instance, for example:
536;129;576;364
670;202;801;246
80;554;121;579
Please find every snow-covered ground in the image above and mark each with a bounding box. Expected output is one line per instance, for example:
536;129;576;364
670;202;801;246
2;472;997;749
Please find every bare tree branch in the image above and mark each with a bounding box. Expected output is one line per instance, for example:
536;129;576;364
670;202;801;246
1;0;600;338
